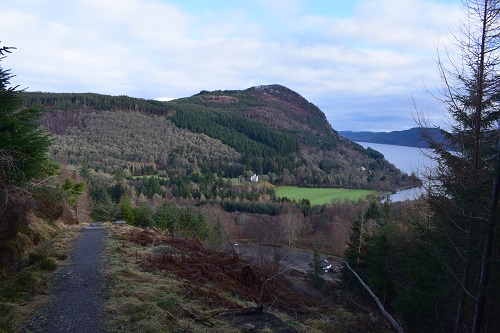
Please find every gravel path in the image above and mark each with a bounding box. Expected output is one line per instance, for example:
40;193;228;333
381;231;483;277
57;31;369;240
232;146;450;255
23;222;109;333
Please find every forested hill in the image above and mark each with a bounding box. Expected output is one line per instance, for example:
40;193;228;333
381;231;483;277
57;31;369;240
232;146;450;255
339;127;445;148
23;85;414;191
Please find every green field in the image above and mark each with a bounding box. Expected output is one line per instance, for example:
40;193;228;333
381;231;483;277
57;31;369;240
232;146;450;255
275;186;376;205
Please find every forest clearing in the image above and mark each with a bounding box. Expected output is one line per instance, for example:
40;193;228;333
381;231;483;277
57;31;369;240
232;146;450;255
275;186;376;205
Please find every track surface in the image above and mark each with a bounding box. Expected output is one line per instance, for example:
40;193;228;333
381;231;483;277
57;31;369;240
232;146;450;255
23;223;108;333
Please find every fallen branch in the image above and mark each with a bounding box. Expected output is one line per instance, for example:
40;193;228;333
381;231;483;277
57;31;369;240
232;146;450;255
342;261;404;333
182;305;215;327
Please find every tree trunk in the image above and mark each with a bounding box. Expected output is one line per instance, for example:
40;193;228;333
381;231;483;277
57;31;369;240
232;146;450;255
454;268;469;333
473;0;488;170
472;132;500;333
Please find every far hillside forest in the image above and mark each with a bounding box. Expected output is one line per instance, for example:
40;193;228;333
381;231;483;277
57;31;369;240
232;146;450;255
26;86;410;190
1;1;500;332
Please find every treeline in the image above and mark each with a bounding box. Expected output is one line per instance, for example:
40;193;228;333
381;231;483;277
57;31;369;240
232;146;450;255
134;173;274;202
25;90;413;190
81;163;377;255
209;200;283;216
21;92;174;115
194;87;341;150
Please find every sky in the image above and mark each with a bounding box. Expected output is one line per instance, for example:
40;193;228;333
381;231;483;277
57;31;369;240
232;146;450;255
1;0;464;132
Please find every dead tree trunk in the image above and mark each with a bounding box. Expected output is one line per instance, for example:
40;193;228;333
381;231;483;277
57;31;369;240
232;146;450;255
343;261;404;333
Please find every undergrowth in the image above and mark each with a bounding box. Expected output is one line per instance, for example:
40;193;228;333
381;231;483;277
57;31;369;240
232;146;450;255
104;226;388;333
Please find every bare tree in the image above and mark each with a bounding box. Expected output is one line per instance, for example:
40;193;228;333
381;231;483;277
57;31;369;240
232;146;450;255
279;206;304;246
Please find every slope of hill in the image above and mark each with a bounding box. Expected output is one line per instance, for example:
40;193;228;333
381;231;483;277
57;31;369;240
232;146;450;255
102;225;393;332
339;127;444;148
23;85;414;191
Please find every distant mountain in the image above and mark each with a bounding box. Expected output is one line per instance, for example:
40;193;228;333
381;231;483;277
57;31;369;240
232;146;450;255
339;127;445;148
23;85;414;191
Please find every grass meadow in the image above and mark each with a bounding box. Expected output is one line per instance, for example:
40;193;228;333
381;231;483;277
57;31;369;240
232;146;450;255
275;186;376;206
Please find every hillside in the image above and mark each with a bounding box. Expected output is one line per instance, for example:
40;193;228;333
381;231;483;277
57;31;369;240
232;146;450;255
339;127;445;148
2;221;393;333
102;225;394;332
23;85;413;191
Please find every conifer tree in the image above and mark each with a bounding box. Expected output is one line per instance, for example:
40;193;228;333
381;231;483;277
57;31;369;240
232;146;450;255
0;44;51;186
344;211;367;271
0;43;52;271
308;247;324;289
418;1;500;331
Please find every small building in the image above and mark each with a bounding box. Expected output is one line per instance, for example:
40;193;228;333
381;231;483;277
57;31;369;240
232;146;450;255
250;174;259;182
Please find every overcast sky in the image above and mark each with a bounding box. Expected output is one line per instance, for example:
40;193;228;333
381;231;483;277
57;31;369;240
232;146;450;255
1;0;463;132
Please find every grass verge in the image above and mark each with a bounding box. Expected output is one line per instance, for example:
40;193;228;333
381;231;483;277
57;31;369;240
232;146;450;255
0;224;83;332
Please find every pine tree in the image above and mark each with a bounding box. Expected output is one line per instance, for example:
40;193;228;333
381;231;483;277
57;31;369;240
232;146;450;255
118;194;135;225
418;1;500;331
0;44;51;186
308;247;324;289
344;211;367;271
1;44;52;264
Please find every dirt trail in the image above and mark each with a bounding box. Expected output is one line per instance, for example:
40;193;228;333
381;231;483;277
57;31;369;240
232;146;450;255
23;222;108;333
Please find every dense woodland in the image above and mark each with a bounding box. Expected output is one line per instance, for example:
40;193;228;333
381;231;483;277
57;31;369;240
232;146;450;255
2;1;500;332
41;109;241;176
24;85;413;191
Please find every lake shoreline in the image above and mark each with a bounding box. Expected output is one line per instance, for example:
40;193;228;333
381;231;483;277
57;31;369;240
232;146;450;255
356;142;432;202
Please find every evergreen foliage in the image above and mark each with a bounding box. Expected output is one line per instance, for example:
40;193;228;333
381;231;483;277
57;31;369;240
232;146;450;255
421;2;500;331
343;211;367;273
0;44;66;275
170;107;299;175
308;247;324;289
343;2;500;331
0;49;51;186
21;91;173;115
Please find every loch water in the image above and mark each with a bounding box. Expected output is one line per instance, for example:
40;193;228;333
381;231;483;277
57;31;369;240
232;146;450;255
356;142;435;201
